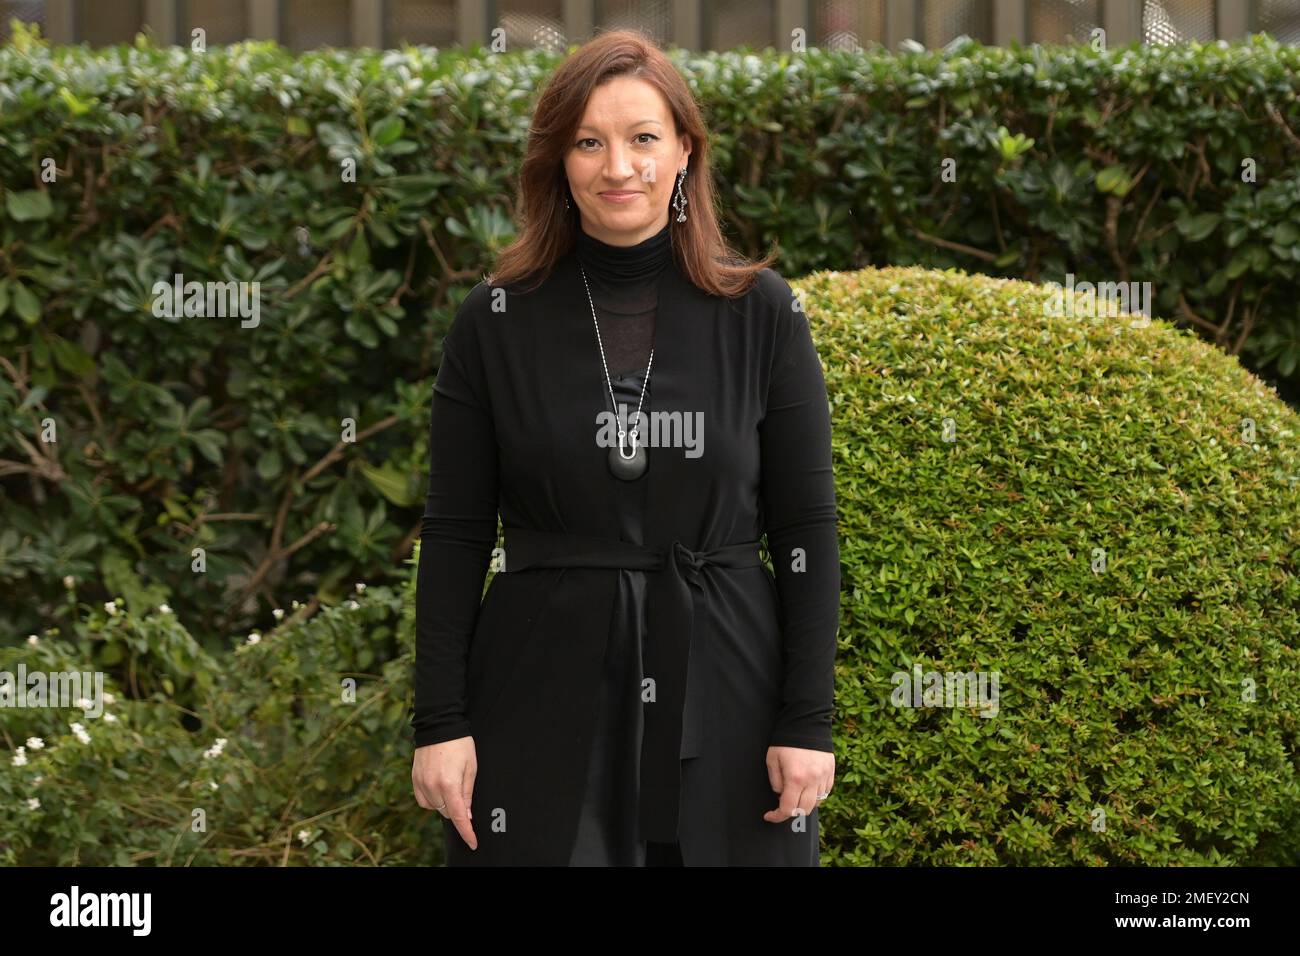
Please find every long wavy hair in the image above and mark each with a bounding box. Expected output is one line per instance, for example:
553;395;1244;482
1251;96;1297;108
486;28;776;298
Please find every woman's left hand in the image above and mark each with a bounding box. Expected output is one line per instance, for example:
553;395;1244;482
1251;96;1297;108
763;745;835;823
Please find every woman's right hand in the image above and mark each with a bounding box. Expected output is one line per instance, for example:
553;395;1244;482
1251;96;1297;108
413;737;478;851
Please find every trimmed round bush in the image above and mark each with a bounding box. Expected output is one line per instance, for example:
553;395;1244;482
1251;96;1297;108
808;265;1300;865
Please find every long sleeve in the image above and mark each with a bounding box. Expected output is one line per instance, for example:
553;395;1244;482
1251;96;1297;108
758;273;841;752
411;283;499;749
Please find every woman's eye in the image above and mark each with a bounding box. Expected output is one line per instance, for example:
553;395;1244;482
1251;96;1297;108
576;134;659;149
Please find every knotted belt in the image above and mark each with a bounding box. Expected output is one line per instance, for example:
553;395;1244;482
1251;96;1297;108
501;526;764;843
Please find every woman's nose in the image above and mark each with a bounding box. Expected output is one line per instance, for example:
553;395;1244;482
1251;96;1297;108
603;146;634;180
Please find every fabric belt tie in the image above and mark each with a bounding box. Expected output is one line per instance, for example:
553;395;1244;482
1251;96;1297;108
501;526;763;843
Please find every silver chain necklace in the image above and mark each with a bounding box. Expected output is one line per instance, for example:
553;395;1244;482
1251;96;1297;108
579;263;653;481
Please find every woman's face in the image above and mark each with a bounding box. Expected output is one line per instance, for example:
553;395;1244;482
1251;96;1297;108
564;76;692;247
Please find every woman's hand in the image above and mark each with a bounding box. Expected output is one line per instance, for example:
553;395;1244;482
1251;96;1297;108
413;737;478;850
763;745;834;824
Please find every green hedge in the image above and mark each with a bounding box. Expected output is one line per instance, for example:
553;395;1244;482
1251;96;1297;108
815;266;1300;864
3;27;1300;646
0;564;436;866
4;265;1297;864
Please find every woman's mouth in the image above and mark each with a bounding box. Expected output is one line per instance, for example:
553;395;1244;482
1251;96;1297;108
600;192;641;203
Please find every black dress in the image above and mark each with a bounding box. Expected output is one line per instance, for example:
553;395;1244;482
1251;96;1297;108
565;225;681;866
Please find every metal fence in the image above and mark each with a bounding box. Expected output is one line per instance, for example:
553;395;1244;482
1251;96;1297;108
2;0;1299;50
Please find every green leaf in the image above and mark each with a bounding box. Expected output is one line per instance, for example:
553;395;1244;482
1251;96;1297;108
360;460;417;508
1094;164;1131;195
57;85;91;115
348;229;369;267
49;336;95;377
370;115;405;147
6;190;53;221
257;447;282;480
1225;250;1252;279
11;281;40;323
1272;220;1299;246
1176;212;1220;243
368;217;398;247
316;122;355;148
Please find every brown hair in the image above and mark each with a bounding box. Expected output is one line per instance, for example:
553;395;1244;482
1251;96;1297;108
485;28;776;298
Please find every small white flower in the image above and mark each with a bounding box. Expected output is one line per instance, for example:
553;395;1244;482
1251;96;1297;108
25;737;44;750
209;781;219;791
73;726;91;745
76;697;92;711
12;748;27;767
202;737;228;759
291;599;302;610
26;635;39;646
27;798;40;811
159;603;172;614
32;775;43;786
70;722;85;734
246;632;261;645
354;582;366;593
103;692;116;705
347;600;360;610
272;608;285;620
297;829;312;845
63;575;75;588
104;713;118;723
104;600;119;615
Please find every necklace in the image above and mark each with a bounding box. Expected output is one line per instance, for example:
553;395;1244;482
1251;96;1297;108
579;263;653;481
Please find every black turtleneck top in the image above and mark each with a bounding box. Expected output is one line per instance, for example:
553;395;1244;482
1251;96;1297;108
574;221;670;380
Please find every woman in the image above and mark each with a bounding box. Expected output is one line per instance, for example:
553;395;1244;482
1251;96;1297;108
410;29;840;866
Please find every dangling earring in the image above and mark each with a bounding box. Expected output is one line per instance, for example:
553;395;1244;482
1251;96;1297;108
564;193;570;211
671;167;688;222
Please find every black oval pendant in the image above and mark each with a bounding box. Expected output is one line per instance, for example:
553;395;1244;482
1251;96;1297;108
608;438;648;480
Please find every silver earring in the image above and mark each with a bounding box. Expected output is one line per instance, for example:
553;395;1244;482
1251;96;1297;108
564;193;570;210
671;168;688;222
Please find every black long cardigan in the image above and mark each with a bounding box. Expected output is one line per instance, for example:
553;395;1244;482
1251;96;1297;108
413;243;841;865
